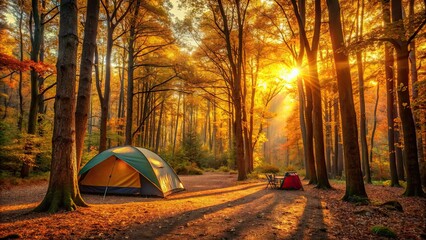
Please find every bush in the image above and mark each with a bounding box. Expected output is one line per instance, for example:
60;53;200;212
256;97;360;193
218;166;230;172
198;153;228;169
182;131;204;166
174;163;203;175
285;165;296;172
371;225;396;238
256;164;280;174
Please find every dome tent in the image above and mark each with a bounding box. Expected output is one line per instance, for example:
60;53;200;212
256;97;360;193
79;146;184;197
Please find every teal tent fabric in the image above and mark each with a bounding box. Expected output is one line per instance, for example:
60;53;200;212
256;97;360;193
78;146;184;197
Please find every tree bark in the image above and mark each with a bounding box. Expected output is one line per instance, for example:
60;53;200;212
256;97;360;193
369;83;379;167
382;0;400;187
125;0;141;146
28;0;41;135
99;0;133;151
325;93;332;176
172;93;181;156
333;91;340;177
326;0;367;201
291;0;329;188
23;0;42;178
391;0;424;197
155;99;165;153
18;0;24;132
75;0;100;169
34;0;87;212
409;0;425;187
217;0;248;180
297;76;309;179
355;0;371;184
394;89;405;181
305;82;317;184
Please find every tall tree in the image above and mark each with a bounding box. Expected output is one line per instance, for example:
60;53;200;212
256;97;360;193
98;0;133;152
75;0;100;169
20;0;43;178
355;0;371;184
16;0;25;132
34;0;87;212
409;0;425;187
390;0;424;196
326;0;367;201
272;0;310;180
125;0;141;146
291;0;331;188
27;0;42;135
381;0;400;187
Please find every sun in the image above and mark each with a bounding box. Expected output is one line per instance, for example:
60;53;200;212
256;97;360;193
278;67;300;82
288;68;300;80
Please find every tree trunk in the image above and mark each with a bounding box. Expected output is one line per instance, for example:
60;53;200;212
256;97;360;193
369;83;379;166
382;0;400;187
326;0;367;201
99;0;132;151
325;93;332;176
291;0;326;186
305;83;317;184
28;0;41;135
99;28;113;152
217;0;247;180
23;0;42;178
308;52;331;189
18;1;24;132
75;0;100;169
357;52;371;183
297;76;309;179
355;0;371;183
125;0;141;146
172;94;181;156
34;0;87;212
409;0;425;187
155;99;165;153
394;91;405;181
37;0;46;137
391;0;424;197
333;91;340;177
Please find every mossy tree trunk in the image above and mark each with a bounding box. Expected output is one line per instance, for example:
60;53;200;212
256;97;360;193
34;0;87;213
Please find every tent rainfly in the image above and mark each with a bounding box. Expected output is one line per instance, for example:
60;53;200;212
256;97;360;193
78;146;184;197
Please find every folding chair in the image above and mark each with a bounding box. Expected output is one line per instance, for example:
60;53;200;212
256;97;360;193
265;173;278;189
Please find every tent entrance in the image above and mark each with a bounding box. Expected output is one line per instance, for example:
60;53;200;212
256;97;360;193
80;156;141;188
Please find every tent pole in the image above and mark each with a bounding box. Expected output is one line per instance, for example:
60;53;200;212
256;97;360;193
103;157;118;200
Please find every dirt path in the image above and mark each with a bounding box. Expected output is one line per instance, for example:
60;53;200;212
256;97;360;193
0;173;328;239
123;183;328;240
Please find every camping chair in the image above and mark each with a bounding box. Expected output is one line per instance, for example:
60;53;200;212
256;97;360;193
265;173;278;189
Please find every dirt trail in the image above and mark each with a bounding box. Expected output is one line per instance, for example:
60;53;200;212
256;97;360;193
0;172;328;239
122;183;328;240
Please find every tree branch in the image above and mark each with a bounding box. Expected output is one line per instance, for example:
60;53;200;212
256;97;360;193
38;82;56;96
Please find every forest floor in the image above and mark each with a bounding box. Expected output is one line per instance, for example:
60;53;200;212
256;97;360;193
0;172;425;239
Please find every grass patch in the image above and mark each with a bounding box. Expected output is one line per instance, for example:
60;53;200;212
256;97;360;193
375;180;406;188
371;225;397;238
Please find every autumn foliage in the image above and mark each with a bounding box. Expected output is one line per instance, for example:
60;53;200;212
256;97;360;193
0;52;54;76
